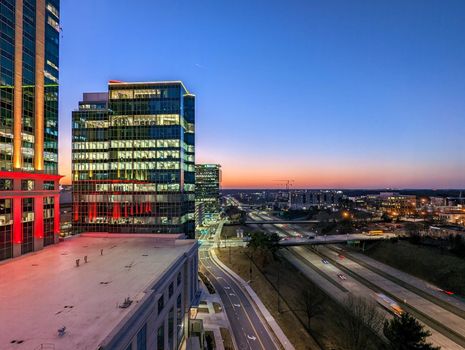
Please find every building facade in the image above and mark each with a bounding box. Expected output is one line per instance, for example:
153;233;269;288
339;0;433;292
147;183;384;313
0;0;61;261
72;82;195;237
195;164;221;224
0;233;200;350
290;190;343;209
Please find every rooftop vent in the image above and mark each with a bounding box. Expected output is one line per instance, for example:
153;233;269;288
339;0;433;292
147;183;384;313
119;297;133;309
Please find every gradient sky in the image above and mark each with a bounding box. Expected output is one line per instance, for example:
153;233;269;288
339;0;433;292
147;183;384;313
59;0;465;189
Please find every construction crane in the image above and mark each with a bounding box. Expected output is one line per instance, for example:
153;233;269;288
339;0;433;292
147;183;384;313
273;179;295;207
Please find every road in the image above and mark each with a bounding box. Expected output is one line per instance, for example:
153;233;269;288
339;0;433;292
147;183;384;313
198;228;280;350
249;210;465;349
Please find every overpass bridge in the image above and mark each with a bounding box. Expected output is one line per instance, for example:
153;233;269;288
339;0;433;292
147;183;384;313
278;233;396;246
243;233;396;246
245;220;320;225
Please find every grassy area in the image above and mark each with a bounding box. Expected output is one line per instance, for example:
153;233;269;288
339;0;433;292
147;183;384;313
221;224;253;239
220;327;234;350
363;240;465;296
215;247;320;349
215;247;384;350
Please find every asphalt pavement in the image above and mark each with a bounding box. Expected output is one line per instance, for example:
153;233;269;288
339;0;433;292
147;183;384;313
198;239;279;350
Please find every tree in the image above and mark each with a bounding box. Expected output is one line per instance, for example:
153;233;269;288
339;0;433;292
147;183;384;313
298;286;324;331
382;212;393;223
224;206;246;224
337;295;384;350
383;313;440;350
246;231;281;266
405;222;422;244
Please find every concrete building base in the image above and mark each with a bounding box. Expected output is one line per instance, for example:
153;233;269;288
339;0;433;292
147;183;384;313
34;237;44;251
12;243;21;258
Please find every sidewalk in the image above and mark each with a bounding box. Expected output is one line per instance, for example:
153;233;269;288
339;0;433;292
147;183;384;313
196;280;232;350
210;249;295;350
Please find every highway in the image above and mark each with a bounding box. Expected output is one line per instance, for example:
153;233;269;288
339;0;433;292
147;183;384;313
198;229;280;350
248;210;465;349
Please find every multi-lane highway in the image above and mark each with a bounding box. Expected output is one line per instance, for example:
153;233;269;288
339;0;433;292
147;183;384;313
248;210;465;350
198;229;280;350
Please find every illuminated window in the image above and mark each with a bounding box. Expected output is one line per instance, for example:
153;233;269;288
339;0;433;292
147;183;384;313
46;3;59;18
21;180;34;191
47;16;60;32
0;179;13;191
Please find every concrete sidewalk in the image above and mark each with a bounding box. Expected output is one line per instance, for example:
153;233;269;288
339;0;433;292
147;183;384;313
196;281;231;350
210;249;295;350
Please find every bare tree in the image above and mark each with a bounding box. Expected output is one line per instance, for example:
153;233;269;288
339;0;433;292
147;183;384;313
298;286;324;331
337;294;384;350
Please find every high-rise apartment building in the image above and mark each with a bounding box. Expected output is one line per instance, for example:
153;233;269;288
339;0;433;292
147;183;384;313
195;164;221;224
72;81;195;237
0;0;61;261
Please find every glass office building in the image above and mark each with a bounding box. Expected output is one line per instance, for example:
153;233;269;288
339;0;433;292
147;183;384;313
0;0;61;261
195;164;221;224
72;81;195;237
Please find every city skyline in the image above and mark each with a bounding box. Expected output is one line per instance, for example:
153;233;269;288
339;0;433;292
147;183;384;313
58;0;465;188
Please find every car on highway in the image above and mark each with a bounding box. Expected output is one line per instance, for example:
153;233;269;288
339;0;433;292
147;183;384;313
375;293;404;317
337;273;347;280
440;289;455;296
321;259;329;264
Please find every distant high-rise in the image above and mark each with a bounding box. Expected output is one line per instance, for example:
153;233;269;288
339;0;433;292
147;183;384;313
0;0;61;261
195;164;221;224
72;81;195;237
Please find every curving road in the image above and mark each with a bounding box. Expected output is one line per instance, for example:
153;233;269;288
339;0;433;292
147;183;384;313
198;237;279;350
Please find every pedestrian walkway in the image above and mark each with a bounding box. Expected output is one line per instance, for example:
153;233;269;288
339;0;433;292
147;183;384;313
196;281;232;350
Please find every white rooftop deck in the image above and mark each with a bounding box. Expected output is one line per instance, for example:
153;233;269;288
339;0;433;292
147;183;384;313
0;233;196;350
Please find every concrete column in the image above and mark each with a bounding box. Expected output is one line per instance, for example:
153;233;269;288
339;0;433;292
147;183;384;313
54;194;60;243
34;196;44;251
12;196;22;258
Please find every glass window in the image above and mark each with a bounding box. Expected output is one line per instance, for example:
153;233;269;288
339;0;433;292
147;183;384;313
21;180;34;191
137;324;146;350
158;295;164;315
0;179;13;191
43;181;55;190
169;282;174;298
177;272;181;286
176;294;183;345
157;324;164;350
168;308;174;349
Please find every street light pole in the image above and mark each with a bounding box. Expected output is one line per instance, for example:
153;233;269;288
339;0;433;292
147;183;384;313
277;264;281;313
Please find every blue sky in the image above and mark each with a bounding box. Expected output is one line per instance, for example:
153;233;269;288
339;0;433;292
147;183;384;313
59;0;465;188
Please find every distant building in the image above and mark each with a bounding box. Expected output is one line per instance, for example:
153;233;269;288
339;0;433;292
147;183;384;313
0;233;199;350
0;0;61;261
380;194;416;217
290;190;343;209
436;206;465;226
430;196;446;207
428;225;465;238
72;82;195;237
195;164;221;224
